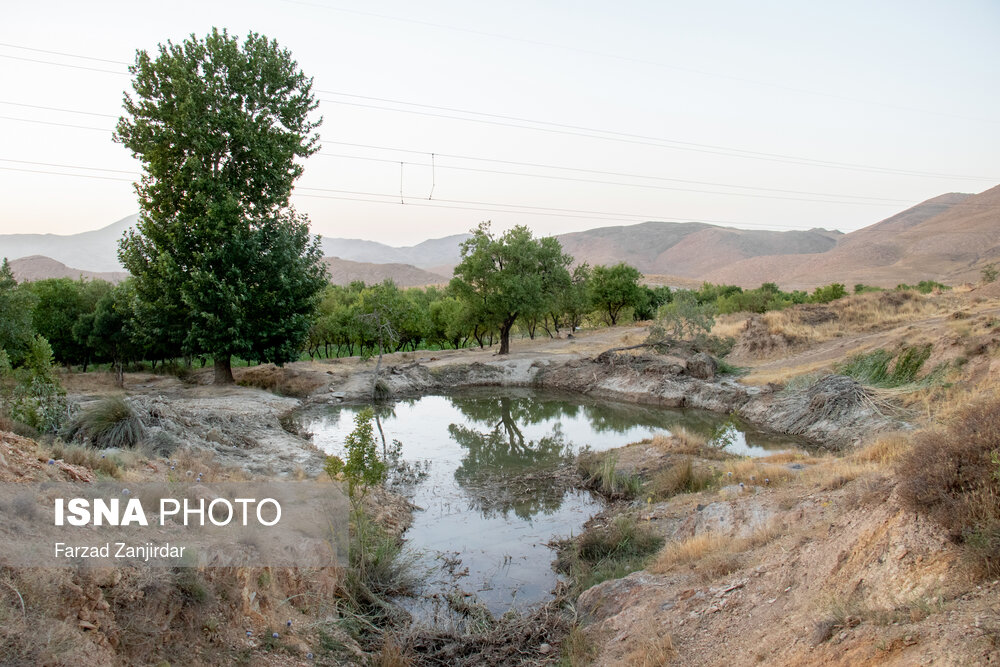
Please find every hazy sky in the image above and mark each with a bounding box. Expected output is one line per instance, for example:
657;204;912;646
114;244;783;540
1;0;998;245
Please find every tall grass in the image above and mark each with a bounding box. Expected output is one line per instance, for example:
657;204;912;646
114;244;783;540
578;452;644;500
836;345;932;388
558;515;663;593
62;396;145;448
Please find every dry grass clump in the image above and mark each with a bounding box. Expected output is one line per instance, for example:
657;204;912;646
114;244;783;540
48;442;120;477
648;458;716;500
897;394;1000;577
651;522;783;581
620;619;677;666
236;364;326;398
849;432;910;465
720;458;795;487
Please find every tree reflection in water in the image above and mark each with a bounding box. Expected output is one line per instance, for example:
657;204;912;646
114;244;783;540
447;396;577;520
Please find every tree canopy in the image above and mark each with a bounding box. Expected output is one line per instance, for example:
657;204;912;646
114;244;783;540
114;28;326;383
450;223;572;354
588;262;644;325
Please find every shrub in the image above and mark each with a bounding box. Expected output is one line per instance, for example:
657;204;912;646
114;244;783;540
810;283;847;304
897;395;1000;577
982;263;999;284
63;395;145;448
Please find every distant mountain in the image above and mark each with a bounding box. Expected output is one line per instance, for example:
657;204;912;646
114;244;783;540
322;257;447;287
3;186;996;290
8;256;128;284
703;190;997;288
319;233;471;268
0;214;136;272
555;222;842;276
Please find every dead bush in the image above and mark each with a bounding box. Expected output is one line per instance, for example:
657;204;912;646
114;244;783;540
236;364;326;398
897;395;1000;577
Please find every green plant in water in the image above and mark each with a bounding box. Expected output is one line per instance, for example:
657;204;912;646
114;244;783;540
580;452;643;500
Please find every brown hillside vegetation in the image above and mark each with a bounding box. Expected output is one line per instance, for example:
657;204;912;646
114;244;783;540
706;188;1000;289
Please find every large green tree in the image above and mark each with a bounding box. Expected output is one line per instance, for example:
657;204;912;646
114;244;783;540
450;222;571;355
114;28;326;384
0;259;37;366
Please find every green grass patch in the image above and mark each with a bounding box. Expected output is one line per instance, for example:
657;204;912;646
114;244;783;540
557;515;663;594
836;344;934;388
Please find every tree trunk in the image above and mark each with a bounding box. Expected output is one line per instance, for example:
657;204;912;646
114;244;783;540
214;356;234;384
499;321;513;355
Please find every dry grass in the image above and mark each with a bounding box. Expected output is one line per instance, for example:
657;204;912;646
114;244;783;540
849;432;910;465
651;522;783;580
620;619;677;666
762;291;947;344
720;458;796;487
648;458;716;500
236;364;327;398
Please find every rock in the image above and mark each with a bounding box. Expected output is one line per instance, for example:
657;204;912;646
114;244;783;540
205;427;227;444
686;352;718;380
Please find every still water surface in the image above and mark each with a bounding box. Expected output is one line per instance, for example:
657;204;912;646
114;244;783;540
304;389;799;620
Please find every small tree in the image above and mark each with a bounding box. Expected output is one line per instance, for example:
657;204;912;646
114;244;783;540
589;262;644;325
450;222;572;354
325;408;386;506
647;291;716;350
324;408;389;587
982;263;998;285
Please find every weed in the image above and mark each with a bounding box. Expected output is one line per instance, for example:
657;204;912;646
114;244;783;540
558;515;663;593
579;452;643;500
48;442;120;477
836;345;934;388
648;459;716;499
63;395;145;448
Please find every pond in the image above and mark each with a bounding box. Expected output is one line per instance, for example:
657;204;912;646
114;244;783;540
303;388;800;624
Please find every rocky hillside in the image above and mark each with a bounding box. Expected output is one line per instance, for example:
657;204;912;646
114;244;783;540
705;188;1000;288
322;256;447;287
8;256;128;284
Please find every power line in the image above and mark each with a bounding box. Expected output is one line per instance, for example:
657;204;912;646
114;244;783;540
319;96;998;182
0;100;119;118
0;53;126;75
286;1;997;125
0;158;136;175
2;160;991;235
318;151;905;208
0;41;130;65
0;165;132;182
0;115;110;132
321;140;908;203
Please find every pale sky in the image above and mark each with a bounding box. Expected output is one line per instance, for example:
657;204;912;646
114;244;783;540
1;0;998;245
